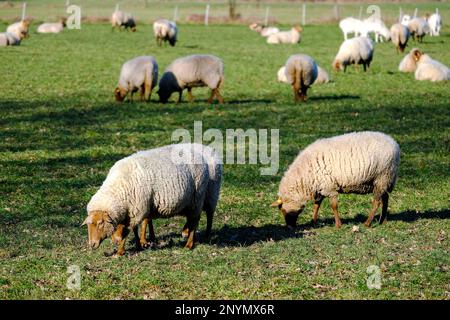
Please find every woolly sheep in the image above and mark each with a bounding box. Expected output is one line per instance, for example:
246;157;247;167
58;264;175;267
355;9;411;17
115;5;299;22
158;54;224;104
114;56;158;102
398;48;420;72
37;18;67;34
83;143;222;256
271;131;400;229
339;17;366;40
7;20;30;40
249;23;280;37
407;17;429;42
412;49;449;82
284;54;318;102
153;19;178;47
278;65;328;85
363;17;391;43
111;10;136;32
0;32;21;47
390;23;410;53
401;15;411;27
333;36;374;72
267;26;302;44
427;10;442;36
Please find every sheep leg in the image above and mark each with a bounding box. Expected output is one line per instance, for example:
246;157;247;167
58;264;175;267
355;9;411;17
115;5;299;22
185;216;199;250
140;84;146;102
379;193;389;225
114;226;130;257
187;87;194;102
144;80;152;102
312;197;323;226
215;88;225;104
205;210;214;240
300;86;308;102
364;195;382;227
330;196;342;229
181;221;189;238
177;90;183;103
148;219;156;242
129;91;134;103
139;218;150;248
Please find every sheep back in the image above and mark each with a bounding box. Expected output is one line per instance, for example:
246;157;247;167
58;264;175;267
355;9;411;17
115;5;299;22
285;54;318;87
118;56;158;92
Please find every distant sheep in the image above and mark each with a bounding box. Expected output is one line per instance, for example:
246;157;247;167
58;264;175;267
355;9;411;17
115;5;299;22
7;20;30;39
333;36;374;72
390;23;410;53
111;10;136;32
267;26;302;44
278;65;328;85
0;32;21;46
364;17;391;43
83;143;222;256
401;15;411;27
407;17;429;42
427;10;442;36
114;56;158;102
249;23;280;37
339;17;365;40
158;54;224;104
153;19;178;46
271;131;400;229
412;49;449;82
284;54;318;102
37;18;67;34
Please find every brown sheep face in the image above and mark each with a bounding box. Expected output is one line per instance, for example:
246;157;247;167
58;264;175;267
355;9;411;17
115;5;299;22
82;210;114;249
271;198;305;228
114;87;127;102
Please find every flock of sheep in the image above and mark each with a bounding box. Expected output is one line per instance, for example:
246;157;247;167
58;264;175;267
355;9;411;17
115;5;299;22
0;7;445;256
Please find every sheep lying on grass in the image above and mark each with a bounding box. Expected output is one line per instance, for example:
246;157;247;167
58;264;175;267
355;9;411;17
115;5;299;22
284;54;318;102
411;49;449;82
37;18;67;34
158;54;224;104
267;26;302;44
153;19;178;46
114;56;158;102
398;48;419;72
249;23;279;37
390;23;410;53
271;131;400;229
83;143;222;257
111;10;136;32
333;36;374;72
7;20;30;39
0;32;21;46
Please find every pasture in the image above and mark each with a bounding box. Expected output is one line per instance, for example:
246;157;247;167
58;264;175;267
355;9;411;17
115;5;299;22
0;11;449;299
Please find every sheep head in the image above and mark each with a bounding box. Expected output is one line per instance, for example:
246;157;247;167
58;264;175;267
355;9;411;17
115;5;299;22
293;25;303;33
411;49;423;62
82;210;115;249
114;87;127;102
270;197;305;228
332;60;342;72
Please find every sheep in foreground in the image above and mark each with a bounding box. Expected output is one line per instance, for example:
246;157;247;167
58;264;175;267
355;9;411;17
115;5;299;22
37;18;67;34
398;48;420;73
390;23;410;53
158;54;224;104
284;54;318;102
83;143;222;256
114;56;158;102
153;19;178;46
271;131;400;228
333;36;374;72
7;20;30;40
427;10;442;36
412;49;449;82
111;10;136;32
278;65;328;85
267;26;302;44
0;32;21;46
407;17;429;42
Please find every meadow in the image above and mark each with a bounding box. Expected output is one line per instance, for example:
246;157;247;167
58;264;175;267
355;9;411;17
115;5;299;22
0;17;449;299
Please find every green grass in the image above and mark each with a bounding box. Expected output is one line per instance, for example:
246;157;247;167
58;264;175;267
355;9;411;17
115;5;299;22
0;21;449;299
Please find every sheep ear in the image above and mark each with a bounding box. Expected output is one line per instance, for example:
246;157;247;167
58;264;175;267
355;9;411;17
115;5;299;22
270;198;283;208
81;216;92;227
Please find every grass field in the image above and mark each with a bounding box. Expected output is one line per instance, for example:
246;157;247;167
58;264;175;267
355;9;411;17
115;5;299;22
0;18;449;299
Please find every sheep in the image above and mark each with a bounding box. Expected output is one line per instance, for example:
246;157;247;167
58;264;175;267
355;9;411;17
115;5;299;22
37;18;67;34
83;143;222;256
407;17;429;42
339;17;366;40
398;47;420;72
249;23;280;37
0;32;21;47
6;20;30;40
111;10;136;32
427;10;442;36
284;54;318;102
271;131;400;229
401;15;411;27
333;36;374;72
278;65;328;85
363;17;391;43
158;54;224;104
153;19;178;47
412;49;449;82
267;26;302;44
390;23;410;53
114;56;158;103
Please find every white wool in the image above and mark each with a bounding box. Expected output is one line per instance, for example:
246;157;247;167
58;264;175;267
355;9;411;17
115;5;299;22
415;54;449;82
339;17;368;40
111;10;136;30
0;32;21;46
267;27;301;44
363;17;391;42
6;21;29;40
407;17;429;41
260;27;279;37
314;66;329;84
37;22;65;34
427;11;442;36
398;48;419;72
153;19;178;46
285;54;318;86
277;66;287;83
87;143;222;230
117;56;158;94
333;36;374;72
401;15;411;27
390;23;410;53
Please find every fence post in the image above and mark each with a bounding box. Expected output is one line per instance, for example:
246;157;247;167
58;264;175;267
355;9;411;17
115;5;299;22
358;6;363;19
205;4;210;26
399;7;402;22
413;8;418;18
21;2;27;20
264;6;269;26
334;2;340;21
173;6;178;22
302;3;306;26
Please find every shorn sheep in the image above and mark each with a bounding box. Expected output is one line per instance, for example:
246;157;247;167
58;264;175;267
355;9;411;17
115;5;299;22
267;26;302;44
271;131;400;229
427;10;442;36
412;49;449;82
114;56;158;102
390;23;410;53
37;18;67;34
153;19;178;47
284;54;318;102
7;20;30;40
111;10;136;32
83;143;222;256
158;54;224;104
333;36;374;72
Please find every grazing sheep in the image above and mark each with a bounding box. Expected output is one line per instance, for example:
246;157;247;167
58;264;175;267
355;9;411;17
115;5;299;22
111;10;136;32
427;10;442;36
284;54;318;102
339;17;366;40
278;65;328;85
0;32;21;46
398;48;420;72
364;17;391;43
267;26;302;44
407;17;429;42
412;49;449;82
158;54;224;104
333;36;374;72
7;20;30;40
83;143;222;256
390;23;410;53
153;19;178;46
37;18;67;34
114;56;158;103
271;131;400;229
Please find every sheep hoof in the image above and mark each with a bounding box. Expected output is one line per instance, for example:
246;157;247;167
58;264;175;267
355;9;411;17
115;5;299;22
140;241;150;249
364;221;372;228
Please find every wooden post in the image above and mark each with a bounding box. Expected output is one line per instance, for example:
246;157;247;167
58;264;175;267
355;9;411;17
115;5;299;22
21;2;26;21
173;6;178;22
413;8;418;18
264;6;269;26
333;1;340;21
302;3;306;26
399;7;403;22
358;6;363;19
205;4;210;26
